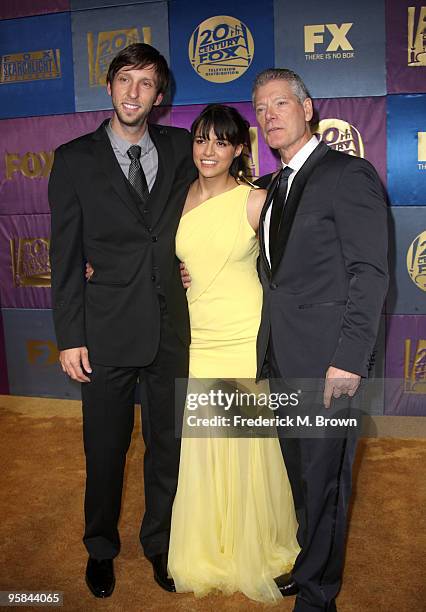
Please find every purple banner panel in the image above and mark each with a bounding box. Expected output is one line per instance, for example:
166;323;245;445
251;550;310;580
313;96;387;185
0;110;111;216
385;315;426;416
0;308;10;394
0;108;170;216
386;0;426;93
170;103;281;179
0;214;51;309
0;0;69;20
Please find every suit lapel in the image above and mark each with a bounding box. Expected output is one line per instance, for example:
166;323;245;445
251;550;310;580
258;171;279;276
271;142;330;276
92;120;147;225
148;125;175;227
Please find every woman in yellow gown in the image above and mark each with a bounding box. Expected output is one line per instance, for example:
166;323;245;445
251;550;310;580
168;104;300;603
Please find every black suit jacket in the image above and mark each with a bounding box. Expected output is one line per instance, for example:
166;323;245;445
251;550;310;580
256;142;389;380
49;120;197;366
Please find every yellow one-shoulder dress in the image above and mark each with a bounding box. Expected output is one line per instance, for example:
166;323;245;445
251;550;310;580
169;184;300;602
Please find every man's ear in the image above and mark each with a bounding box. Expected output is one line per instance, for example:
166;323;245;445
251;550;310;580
154;92;164;107
106;81;112;97
303;97;313;123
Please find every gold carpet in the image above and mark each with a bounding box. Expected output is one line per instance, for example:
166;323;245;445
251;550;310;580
0;396;425;612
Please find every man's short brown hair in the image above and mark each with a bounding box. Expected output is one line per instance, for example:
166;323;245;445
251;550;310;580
106;43;169;94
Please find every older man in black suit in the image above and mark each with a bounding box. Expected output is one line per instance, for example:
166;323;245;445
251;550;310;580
253;69;388;612
49;44;196;598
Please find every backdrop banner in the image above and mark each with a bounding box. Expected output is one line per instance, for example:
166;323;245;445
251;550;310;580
2;308;80;399
274;0;386;98
386;206;426;315
0;307;10;394
0;110;110;216
0;0;69;20
313;96;387;184
0;108;171;217
0;214;51;309
170;103;280;178
169;0;274;104
72;2;170;111
385;314;426;415
71;0;155;8
0;12;75;119
387;94;426;205
386;0;426;93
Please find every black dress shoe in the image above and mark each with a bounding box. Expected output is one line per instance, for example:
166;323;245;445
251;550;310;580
85;557;115;598
149;552;176;592
274;572;299;596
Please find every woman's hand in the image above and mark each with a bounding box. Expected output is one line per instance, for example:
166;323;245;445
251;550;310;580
85;262;94;281
179;262;191;288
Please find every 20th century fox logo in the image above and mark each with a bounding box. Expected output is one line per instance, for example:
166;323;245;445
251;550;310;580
304;23;354;62
10;238;51;287
88;27;152;86
408;6;426;66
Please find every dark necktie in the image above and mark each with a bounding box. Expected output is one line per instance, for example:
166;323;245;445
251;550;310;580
269;166;293;262
127;145;149;204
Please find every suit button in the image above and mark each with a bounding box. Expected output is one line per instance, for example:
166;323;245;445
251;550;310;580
270;283;278;290
148;227;152;233
151;274;156;282
143;209;149;214
152;236;157;242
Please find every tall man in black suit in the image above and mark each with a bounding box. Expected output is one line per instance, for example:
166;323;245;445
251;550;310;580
253;69;388;612
49;44;196;598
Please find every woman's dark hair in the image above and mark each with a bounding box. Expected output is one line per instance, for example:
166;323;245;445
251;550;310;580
106;43;169;94
191;104;251;178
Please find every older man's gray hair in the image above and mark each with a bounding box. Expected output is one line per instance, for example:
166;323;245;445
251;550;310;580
252;68;311;105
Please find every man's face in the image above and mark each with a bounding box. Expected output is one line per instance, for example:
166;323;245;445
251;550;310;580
253;79;313;159
107;64;163;128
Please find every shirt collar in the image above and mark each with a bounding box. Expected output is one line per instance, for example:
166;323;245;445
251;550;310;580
106;120;152;157
281;135;319;173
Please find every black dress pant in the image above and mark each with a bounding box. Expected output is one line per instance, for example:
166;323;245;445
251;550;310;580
81;297;188;560
269;345;358;612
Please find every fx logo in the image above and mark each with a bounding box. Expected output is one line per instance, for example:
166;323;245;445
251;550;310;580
304;23;353;52
418;132;426;162
27;340;59;366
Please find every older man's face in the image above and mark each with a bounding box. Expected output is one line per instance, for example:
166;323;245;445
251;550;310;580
254;79;313;161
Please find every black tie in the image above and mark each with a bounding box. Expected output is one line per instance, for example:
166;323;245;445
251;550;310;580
127;145;149;203
269;166;293;262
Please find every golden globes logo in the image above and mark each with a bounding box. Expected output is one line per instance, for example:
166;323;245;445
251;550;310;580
10;238;51;288
408;6;426;66
406;231;426;292
404;338;426;394
188;16;254;83
314;119;364;157
88;27;152;87
5;151;54;180
0;49;61;84
27;340;59;366
304;23;354;61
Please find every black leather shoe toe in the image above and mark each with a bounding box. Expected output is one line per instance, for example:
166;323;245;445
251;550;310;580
274;572;299;596
149;553;176;592
85;557;115;598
